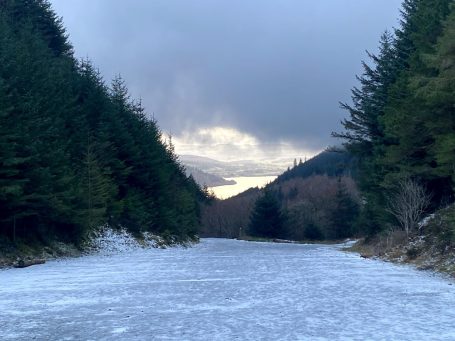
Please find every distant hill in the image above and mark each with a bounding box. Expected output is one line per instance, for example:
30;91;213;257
201;149;359;239
274;149;357;184
184;166;236;188
180;155;285;177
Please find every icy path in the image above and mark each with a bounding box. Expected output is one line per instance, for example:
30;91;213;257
1;239;455;340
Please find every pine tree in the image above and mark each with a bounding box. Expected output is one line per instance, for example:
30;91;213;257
329;178;359;239
248;190;286;239
334;0;453;235
334;30;396;154
380;0;453;204
0;75;31;240
0;0;206;244
413;7;455;194
333;31;398;233
73;136;116;238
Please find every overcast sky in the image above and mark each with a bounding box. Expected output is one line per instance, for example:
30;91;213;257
50;0;402;162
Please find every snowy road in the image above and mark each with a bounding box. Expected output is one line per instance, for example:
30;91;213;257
1;238;455;340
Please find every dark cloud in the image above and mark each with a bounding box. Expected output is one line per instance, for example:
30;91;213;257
50;0;402;150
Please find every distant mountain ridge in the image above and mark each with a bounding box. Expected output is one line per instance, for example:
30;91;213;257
184;166;236;188
274;149;357;184
200;149;360;240
180;155;287;178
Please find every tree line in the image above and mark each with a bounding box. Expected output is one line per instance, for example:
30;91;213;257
0;0;206;245
334;0;454;238
203;0;454;243
201;152;360;241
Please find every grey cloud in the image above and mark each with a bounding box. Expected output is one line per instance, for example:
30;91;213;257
51;0;402;150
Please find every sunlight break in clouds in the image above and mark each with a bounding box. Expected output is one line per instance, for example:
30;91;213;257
173;126;321;165
50;0;402;152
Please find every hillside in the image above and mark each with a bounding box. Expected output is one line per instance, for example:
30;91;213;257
180;154;285;177
201;150;359;240
349;203;455;277
333;0;455;274
274;149;356;184
0;0;205;249
184;166;236;187
334;0;454;237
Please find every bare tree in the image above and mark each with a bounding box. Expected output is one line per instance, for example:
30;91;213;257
387;178;431;237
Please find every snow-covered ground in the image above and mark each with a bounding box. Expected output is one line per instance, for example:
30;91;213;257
1;239;455;341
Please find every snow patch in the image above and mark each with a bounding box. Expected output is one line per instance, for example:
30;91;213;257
112;327;128;334
86;226;161;255
418;214;435;230
1;239;455;340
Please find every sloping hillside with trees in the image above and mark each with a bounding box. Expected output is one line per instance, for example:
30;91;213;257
0;0;206;250
202;0;455;250
334;0;455;270
201;150;360;241
335;0;454;233
276;149;356;183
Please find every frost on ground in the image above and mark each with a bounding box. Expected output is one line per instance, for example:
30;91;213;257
0;226;171;268
1;239;455;341
86;227;159;255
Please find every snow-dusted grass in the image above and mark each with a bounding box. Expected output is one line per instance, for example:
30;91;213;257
85;227;160;254
1;239;455;340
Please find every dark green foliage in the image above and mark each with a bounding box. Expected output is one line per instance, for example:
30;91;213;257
303;222;324;241
335;0;454;237
275;150;356;183
427;205;455;246
328;178;360;239
334;31;396;152
73;137;117;236
416;9;455;191
381;1;453;201
248;190;286;239
355;195;385;237
0;0;205;244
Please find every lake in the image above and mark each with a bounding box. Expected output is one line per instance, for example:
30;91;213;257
209;176;277;199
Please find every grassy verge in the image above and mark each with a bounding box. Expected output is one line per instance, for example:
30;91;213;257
0;230;199;269
345;204;455;278
0;237;81;269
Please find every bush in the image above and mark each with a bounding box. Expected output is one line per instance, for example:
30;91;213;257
304;222;324;241
406;247;420;259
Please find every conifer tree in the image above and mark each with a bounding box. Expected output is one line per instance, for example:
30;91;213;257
75;136;116;237
415;8;455;191
0;0;206;243
381;0;452;203
335;0;454;235
248;190;286;239
329;178;359;239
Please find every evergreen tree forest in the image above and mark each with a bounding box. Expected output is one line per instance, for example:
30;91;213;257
203;0;454;243
0;0;206;245
201;154;360;242
276;150;356;183
334;0;455;238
